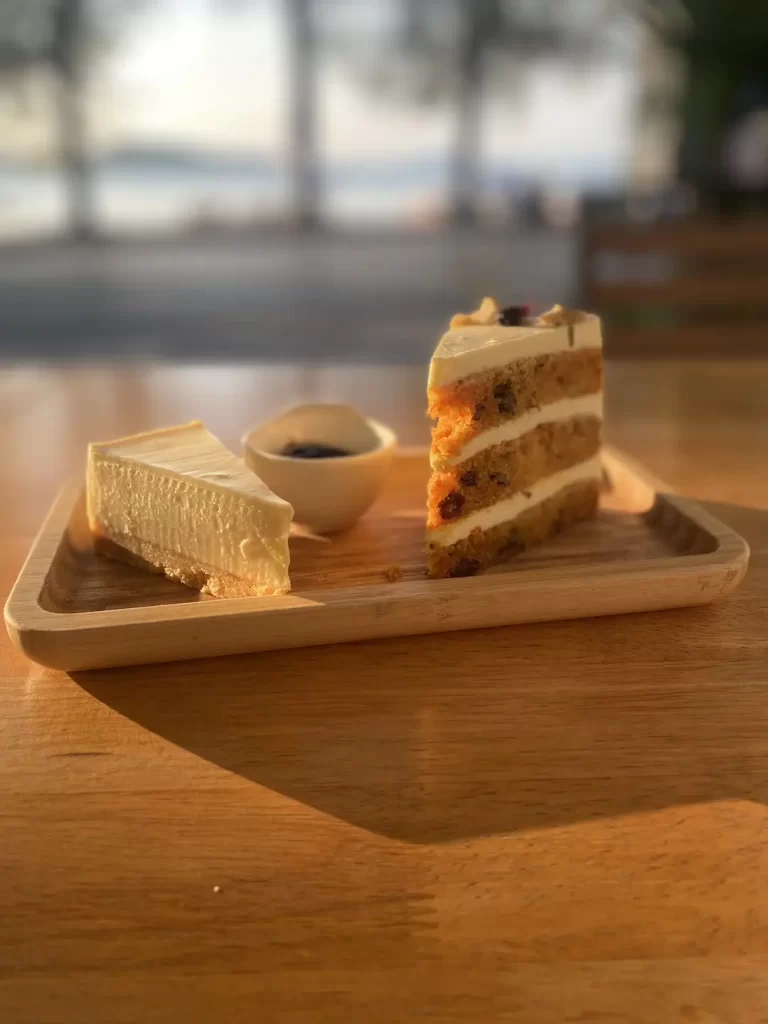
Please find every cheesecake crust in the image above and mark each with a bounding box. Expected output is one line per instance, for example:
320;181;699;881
93;533;289;599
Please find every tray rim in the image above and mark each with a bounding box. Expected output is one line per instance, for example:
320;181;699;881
5;448;751;668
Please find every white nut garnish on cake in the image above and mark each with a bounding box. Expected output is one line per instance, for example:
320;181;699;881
450;296;500;329
536;304;588;327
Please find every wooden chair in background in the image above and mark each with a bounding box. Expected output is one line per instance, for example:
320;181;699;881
581;215;768;357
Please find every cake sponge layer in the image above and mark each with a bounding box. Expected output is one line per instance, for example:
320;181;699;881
429;348;602;463
426;478;599;578
427;416;601;528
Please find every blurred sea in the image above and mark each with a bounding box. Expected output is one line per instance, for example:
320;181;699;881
0;152;618;239
0;150;597;357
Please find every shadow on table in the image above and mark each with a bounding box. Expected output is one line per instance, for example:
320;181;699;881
74;500;768;845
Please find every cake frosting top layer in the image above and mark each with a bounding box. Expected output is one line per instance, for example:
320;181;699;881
89;421;292;511
428;314;602;391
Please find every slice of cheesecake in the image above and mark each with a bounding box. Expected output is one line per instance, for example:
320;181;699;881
87;421;293;598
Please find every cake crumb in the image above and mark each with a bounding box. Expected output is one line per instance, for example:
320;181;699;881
213;885;221;893
384;564;402;583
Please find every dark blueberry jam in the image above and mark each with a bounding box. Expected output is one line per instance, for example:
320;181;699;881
280;442;351;459
498;304;531;326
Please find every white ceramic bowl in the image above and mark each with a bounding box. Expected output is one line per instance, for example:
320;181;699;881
242;404;397;534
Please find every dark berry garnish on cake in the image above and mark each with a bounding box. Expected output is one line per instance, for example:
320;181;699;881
438;491;465;520
497;304;530;326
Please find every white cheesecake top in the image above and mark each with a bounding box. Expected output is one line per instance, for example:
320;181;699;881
428;314;602;391
89;421;292;512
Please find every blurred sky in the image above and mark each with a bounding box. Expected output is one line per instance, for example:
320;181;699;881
3;0;637;180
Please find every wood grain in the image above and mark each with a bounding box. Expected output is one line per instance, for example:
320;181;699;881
2;360;768;1022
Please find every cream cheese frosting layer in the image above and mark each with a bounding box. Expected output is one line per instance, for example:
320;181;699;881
428;455;602;548
428;315;602;391
432;391;604;469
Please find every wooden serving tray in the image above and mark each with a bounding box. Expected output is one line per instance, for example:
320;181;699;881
5;449;749;671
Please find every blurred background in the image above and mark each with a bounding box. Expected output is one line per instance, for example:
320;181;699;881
1;0;768;363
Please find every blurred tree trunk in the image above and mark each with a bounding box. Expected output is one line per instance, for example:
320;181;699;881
285;0;319;229
52;0;95;240
673;1;768;189
676;53;732;184
450;1;490;226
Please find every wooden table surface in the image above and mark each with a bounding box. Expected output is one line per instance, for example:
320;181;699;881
2;360;768;1023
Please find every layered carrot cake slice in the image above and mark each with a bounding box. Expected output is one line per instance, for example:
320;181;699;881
426;298;603;578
